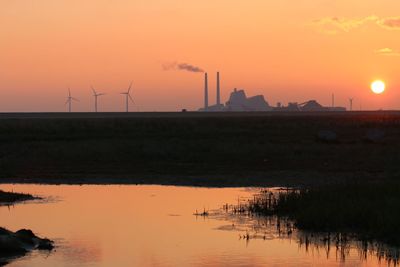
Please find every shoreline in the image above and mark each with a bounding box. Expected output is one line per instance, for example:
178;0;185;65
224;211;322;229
0;190;36;205
0;170;388;188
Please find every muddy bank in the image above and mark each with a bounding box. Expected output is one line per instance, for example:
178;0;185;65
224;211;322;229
0;190;36;204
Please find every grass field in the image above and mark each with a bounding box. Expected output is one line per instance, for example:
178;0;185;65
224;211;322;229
0;111;398;186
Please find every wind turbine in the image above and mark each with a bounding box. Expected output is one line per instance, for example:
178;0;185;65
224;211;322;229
66;88;79;112
91;86;105;112
120;82;134;112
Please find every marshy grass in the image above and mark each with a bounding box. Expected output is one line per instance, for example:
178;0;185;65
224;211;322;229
245;183;400;247
194;208;210;217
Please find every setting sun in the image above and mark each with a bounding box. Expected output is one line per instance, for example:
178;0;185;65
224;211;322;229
371;80;386;94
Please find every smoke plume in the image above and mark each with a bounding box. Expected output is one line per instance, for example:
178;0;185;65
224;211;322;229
163;62;204;73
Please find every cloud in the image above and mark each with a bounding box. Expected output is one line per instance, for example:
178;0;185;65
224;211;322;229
163;62;204;73
311;15;400;34
375;48;400;56
311;16;378;34
378;17;400;29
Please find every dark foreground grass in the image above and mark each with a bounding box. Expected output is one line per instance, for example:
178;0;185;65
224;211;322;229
0;190;35;204
0;112;399;186
249;183;400;246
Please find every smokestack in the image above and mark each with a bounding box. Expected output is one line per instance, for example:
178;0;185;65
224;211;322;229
216;72;221;106
204;72;209;110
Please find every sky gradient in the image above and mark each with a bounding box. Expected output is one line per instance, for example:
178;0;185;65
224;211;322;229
1;0;400;111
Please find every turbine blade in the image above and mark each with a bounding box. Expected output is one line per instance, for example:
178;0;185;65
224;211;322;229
128;94;134;103
91;86;97;95
127;81;133;93
72;97;79;102
68;87;71;97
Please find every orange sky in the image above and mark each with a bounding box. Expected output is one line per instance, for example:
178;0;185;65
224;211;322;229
1;0;399;111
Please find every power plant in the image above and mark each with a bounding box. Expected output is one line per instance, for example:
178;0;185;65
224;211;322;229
199;72;225;111
199;72;346;112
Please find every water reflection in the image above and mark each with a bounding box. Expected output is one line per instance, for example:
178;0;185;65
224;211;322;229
59;238;103;265
297;233;400;266
0;184;397;267
213;193;400;266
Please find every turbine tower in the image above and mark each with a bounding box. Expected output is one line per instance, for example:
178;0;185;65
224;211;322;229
66;88;79;112
121;82;134;112
91;86;105;112
216;72;221;106
349;98;354;111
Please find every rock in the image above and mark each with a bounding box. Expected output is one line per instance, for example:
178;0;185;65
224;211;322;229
37;238;54;250
0;228;10;235
0;228;25;254
317;130;337;143
0;235;26;253
0;227;53;265
15;229;36;246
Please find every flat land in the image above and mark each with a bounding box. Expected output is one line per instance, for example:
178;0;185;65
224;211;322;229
0;111;398;187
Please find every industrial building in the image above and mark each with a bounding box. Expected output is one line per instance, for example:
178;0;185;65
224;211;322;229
225;89;272;111
198;72;346;112
273;100;346;112
199;72;272;112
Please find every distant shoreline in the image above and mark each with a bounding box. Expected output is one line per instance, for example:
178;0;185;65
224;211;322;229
0;171;385;188
0;110;399;119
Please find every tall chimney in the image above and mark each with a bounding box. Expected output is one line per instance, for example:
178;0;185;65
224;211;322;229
204;72;209;110
216;72;221;106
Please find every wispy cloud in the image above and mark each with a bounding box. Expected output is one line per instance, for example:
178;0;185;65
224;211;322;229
375;48;400;57
378;17;400;30
311;16;378;34
162;62;204;73
311;15;400;34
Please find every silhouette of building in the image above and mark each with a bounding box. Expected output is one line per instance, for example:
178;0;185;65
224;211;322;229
273;100;346;112
198;73;346;112
225;89;272;111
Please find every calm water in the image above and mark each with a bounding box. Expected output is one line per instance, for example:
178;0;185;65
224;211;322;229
0;184;390;267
